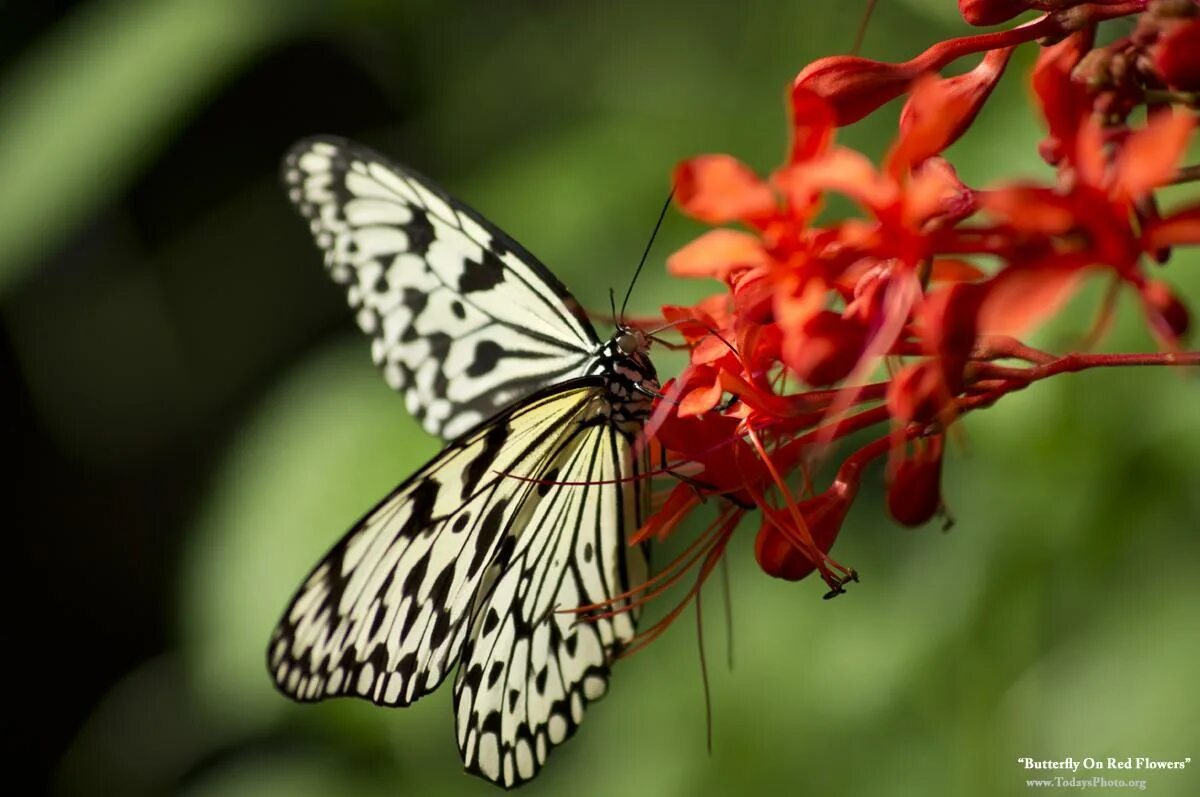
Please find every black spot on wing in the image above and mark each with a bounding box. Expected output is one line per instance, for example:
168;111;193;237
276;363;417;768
462;424;509;500
429;564;455;605
458;249;506;293
401;287;428;317
495;535;516;569
430;608;452;648
487;660;504;688
402;207;436;256
407;479;439;535
537;467;558;497
467;340;504;378
396;651;418;682
401;551;430;597
467;500;508;579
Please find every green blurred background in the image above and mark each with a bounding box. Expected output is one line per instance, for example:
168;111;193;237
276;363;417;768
5;2;1197;795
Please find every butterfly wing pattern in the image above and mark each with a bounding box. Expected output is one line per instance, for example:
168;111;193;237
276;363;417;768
284;136;600;440
271;136;657;788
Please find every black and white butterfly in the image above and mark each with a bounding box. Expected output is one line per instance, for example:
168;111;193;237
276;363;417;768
268;136;658;788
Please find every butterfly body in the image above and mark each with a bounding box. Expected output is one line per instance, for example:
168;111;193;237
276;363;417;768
270;136;655;788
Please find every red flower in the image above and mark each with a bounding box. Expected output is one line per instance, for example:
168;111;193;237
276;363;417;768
632;1;1199;612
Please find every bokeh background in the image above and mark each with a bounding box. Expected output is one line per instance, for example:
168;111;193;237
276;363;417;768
6;2;1198;795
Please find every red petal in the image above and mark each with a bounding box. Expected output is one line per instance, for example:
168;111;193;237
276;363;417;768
667;229;768;280
1115;112;1195;201
929;258;986;282
1142;205;1200;250
789;87;836;164
977;258;1090;337
1031;31;1093;167
781;310;869;387
678;377;724;417
886;361;944;425
674;155;776;224
978;186;1076;234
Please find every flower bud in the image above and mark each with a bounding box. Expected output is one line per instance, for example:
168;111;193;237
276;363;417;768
1153;19;1200;92
958;0;1038;26
1140;279;1190;342
886;438;944;527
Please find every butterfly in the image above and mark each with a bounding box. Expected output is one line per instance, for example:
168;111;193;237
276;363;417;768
268;136;658;788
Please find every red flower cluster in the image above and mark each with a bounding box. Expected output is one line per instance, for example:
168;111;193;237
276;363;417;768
633;0;1200;611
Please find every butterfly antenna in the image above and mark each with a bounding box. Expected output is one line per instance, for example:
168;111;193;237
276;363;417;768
609;287;618;324
620;187;676;323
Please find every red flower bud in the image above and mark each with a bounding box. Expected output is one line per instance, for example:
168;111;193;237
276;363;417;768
1154;19;1200;92
794;56;919;127
886;437;945;527
891;48;1014;174
958;0;1039;26
755;477;855;581
1140;279;1191;342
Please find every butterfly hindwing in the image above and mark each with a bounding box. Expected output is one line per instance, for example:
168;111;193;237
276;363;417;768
268;381;615;708
284;136;601;440
453;420;650;787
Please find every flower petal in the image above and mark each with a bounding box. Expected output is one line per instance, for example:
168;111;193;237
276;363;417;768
1114;112;1195;201
977;258;1090;337
674;155;776;224
667;229;769;280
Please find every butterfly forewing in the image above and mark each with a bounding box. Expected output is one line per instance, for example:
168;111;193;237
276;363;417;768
284;136;601;440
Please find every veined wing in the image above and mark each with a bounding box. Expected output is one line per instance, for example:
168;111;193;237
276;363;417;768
267;380;646;726
454;417;650;787
284;136;600;440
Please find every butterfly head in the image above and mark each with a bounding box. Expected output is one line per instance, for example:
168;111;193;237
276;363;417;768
614;326;649;357
590;325;658;424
